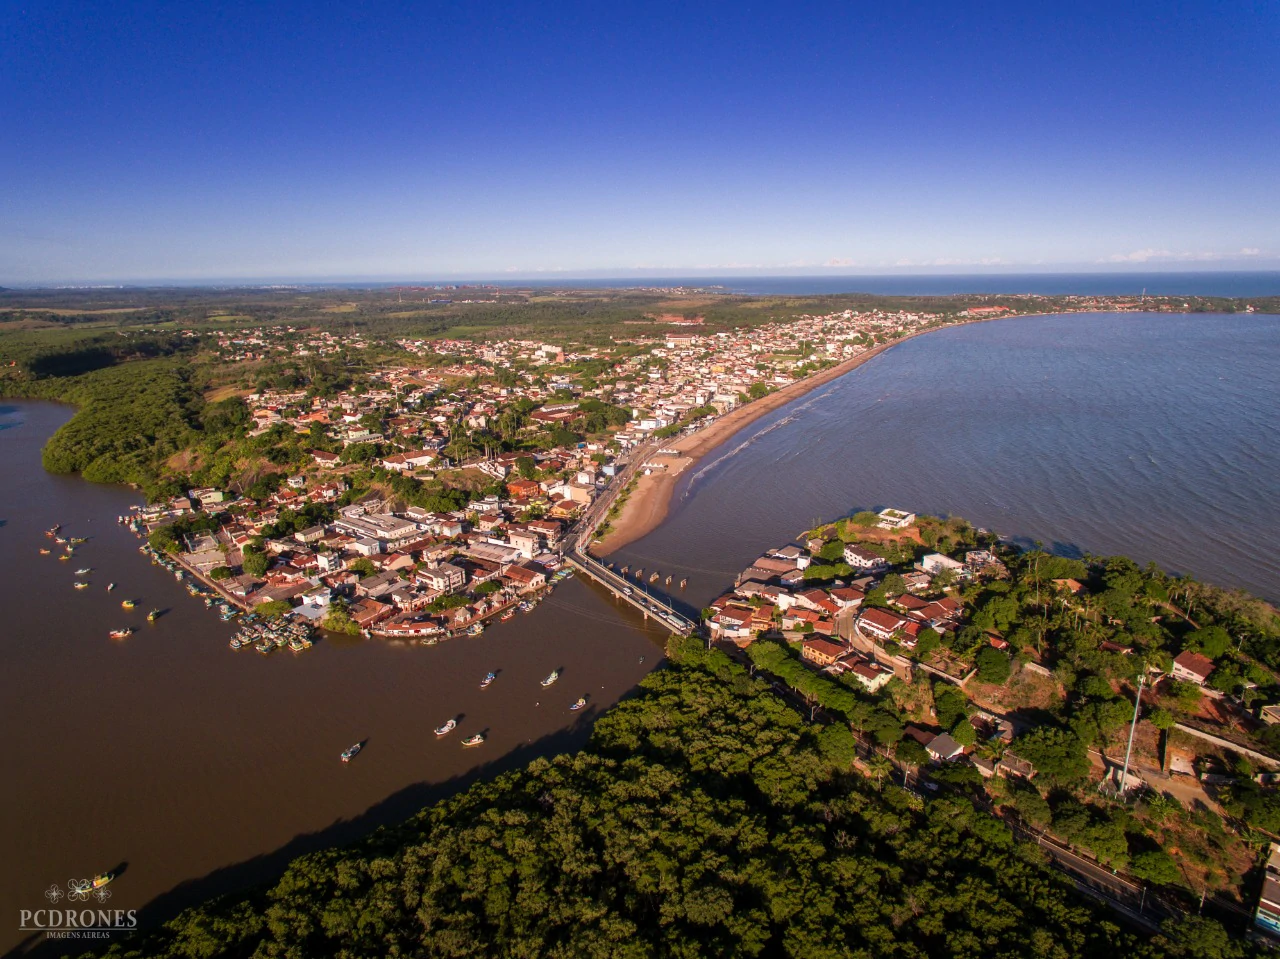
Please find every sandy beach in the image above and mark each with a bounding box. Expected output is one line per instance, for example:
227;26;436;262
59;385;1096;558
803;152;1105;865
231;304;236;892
593;326;945;555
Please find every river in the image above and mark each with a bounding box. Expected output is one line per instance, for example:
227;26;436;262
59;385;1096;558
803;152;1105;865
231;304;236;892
0;401;663;956
609;311;1280;614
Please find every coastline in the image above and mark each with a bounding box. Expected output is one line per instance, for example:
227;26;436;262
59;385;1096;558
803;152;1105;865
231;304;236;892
592;316;1001;555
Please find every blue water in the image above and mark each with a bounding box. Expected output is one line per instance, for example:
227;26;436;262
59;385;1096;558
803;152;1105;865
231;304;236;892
485;271;1280;297
611;312;1280;605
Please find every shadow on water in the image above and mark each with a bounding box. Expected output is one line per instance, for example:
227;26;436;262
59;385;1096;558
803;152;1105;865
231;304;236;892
6;712;617;959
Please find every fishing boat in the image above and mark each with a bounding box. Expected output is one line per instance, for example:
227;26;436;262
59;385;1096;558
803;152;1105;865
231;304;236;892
46;525;61;536
38;548;51;555
73;582;89;590
75;567;91;575
480;671;496;689
679;579;687;589
466;622;484;636
108;628;133;639
340;742;362;763
229;637;243;649
461;733;486;747
665;575;672;586
121;600;135;609
59;554;71;561
569;697;587;711
500;609;515;621
106;582;115;591
147;609;160;622
540;670;560;687
434;719;457;736
649;572;659;583
70;537;87;544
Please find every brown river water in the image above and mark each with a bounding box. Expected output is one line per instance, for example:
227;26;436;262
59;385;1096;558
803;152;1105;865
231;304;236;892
1;402;665;956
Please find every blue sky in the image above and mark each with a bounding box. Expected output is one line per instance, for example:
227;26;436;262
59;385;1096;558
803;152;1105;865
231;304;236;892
1;0;1278;283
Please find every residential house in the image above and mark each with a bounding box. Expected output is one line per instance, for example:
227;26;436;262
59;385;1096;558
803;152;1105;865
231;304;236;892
1172;650;1215;686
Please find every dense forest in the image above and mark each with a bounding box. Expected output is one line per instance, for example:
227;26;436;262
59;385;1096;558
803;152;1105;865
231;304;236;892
92;636;1249;959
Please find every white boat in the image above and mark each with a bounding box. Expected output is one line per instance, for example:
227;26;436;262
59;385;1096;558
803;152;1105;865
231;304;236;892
569;697;587;711
341;742;362;762
461;733;486;747
540;670;560;687
106;583;116;591
75;568;91;575
480;672;496;689
434;719;457;736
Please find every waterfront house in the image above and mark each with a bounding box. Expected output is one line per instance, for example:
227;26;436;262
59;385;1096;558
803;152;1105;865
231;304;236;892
504;563;547;592
877;508;916;530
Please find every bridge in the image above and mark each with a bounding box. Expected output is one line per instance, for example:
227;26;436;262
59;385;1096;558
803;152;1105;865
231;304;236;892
565;548;697;634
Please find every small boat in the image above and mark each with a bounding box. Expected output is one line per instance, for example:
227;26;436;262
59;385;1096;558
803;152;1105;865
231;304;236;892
121;600;135;609
665;575;672;586
59;554;71;561
341;742;362;762
500;609;515;621
106;583;116;591
679;579;687;589
73;582;89;590
229;637;243;649
38;548;51;555
434;719;457;737
639;656;645;663
70;537;87;544
569;697;587;711
480;671;496;689
46;525;61;536
540;670;560;687
147;609;160;622
466;622;484;636
108;628;133;639
649;572;659;583
71;872;113;895
461;733;486;747
75;568;91;575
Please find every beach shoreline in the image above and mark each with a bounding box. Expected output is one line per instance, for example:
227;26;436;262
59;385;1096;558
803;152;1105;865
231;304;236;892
592;315;1011;555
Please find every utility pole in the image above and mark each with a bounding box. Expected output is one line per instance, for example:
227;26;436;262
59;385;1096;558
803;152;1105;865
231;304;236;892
1117;673;1146;798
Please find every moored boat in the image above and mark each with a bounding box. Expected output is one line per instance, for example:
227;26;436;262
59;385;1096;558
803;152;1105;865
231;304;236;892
540;670;560;687
434;719;457;736
341;742;362;762
480;671;496;689
461;733;486;747
466;622;484;636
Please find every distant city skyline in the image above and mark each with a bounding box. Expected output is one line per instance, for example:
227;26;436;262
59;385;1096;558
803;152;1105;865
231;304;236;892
2;0;1277;284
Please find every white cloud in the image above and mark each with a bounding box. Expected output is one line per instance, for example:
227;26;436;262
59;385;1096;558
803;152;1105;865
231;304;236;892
1101;247;1268;264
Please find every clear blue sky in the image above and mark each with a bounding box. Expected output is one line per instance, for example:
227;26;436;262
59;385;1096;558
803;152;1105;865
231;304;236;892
1;0;1278;283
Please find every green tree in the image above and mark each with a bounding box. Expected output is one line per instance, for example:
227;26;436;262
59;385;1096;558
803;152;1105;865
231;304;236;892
241;547;269;578
976;646;1011;684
